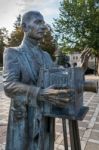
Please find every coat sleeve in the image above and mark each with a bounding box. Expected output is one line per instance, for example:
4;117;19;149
3;48;40;107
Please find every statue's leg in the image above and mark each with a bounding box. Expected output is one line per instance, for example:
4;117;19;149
6;103;28;150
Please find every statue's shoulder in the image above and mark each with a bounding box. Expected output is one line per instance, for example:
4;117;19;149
43;50;50;57
4;46;21;55
3;47;22;61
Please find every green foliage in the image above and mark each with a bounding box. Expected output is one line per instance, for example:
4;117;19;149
8;27;24;47
8;15;24;47
54;0;99;55
40;26;56;60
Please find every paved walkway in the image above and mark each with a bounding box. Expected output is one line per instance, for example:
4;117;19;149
0;75;99;150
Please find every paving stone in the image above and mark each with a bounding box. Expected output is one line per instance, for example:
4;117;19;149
84;115;92;121
56;125;63;133
90;131;99;141
0;144;5;150
57;119;62;124
93;123;99;130
87;111;94;116
96;117;99;122
79;129;85;138
55;133;60;140
55;135;63;144
92;100;99;103
55;148;62;150
81;140;87;150
55;145;64;150
85;142;99;150
78;121;89;128
89;103;98;107
0;126;7;144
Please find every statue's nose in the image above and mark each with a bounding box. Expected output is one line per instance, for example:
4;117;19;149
39;23;45;30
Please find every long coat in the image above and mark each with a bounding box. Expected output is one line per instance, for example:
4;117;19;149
3;38;55;150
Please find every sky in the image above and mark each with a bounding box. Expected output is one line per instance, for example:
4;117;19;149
0;0;61;33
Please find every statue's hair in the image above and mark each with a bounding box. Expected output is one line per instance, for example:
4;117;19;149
22;11;42;25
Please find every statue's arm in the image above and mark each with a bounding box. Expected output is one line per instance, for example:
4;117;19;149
3;48;40;107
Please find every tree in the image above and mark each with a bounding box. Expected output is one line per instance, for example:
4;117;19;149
54;0;99;73
0;28;8;65
8;15;24;47
40;24;56;60
54;0;99;50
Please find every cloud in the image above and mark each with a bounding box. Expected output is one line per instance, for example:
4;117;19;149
17;0;61;13
0;0;61;32
0;0;21;31
18;0;61;24
41;8;59;16
21;0;60;6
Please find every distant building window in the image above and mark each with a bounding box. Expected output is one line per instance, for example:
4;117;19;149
76;56;78;60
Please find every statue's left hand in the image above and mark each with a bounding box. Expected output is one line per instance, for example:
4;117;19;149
78;47;92;72
38;86;75;107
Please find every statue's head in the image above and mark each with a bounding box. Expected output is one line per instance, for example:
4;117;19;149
21;11;46;40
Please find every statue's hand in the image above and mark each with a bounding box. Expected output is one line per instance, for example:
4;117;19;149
38;86;75;107
78;47;92;72
11;106;27;120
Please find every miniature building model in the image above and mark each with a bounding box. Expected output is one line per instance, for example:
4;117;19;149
37;67;85;119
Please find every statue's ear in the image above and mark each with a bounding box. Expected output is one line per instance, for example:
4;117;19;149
22;23;28;32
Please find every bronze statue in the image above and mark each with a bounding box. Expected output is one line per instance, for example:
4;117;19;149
3;11;91;150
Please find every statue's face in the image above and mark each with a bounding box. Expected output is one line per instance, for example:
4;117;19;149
26;15;46;40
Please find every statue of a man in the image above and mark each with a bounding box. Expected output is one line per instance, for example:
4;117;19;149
3;11;71;150
3;11;91;150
